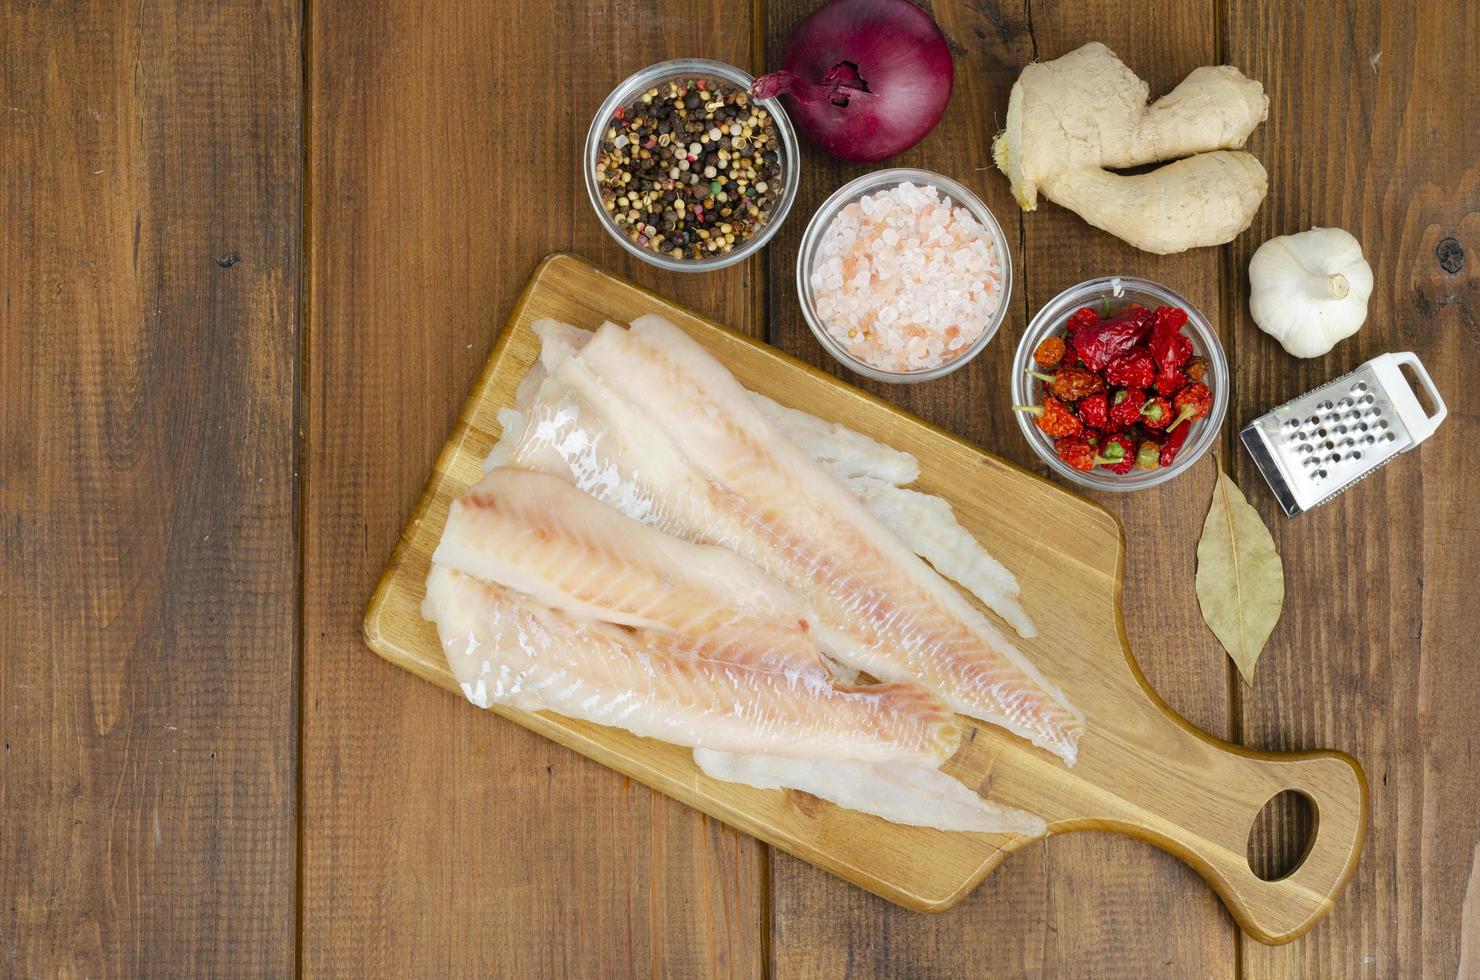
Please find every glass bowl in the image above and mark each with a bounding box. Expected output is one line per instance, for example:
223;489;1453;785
584;58;800;273
796;168;1012;383
1011;276;1229;492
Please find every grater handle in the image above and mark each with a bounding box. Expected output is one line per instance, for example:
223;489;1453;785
1373;351;1447;444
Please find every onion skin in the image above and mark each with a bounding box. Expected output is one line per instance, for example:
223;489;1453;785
753;0;954;163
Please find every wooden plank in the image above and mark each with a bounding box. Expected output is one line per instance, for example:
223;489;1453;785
1221;0;1480;975
763;1;1240;973
301;2;767;976
0;2;300;976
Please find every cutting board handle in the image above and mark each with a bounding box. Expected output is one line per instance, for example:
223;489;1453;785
1104;729;1369;946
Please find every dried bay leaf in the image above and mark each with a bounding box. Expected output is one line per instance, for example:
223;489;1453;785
1196;465;1285;683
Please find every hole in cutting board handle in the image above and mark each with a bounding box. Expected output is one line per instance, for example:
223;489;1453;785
1246;789;1318;881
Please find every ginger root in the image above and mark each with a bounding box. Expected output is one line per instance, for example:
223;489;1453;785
993;42;1270;255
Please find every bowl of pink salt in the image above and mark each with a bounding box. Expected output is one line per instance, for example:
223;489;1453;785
796;168;1011;383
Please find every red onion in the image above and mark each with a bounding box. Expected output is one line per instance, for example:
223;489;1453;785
752;0;954;163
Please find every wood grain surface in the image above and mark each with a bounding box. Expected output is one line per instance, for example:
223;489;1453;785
301;3;767;977
2;0;1476;976
1222;2;1480;977
0;1;301;976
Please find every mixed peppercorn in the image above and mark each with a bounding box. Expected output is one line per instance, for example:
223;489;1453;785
1014;303;1214;476
595;78;783;260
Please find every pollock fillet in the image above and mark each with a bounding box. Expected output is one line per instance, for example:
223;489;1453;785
424;564;960;767
692;748;1047;836
435;467;832;679
844;476;1036;639
569;316;1083;763
508;320;1035;638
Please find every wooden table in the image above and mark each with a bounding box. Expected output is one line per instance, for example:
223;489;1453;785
3;1;1476;976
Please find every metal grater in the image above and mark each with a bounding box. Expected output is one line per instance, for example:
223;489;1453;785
1240;352;1447;517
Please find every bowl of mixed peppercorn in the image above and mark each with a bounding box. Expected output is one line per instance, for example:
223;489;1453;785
1011;276;1227;491
586;59;799;271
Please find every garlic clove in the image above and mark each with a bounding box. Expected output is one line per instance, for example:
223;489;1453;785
1248;227;1373;358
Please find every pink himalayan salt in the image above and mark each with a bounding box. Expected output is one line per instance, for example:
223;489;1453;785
808;181;1003;374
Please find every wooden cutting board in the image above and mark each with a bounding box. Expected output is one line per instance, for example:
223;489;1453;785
364;253;1366;945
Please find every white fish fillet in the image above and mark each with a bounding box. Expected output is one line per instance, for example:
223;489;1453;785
424;565;960;766
485;335;557;470
752;395;1034;636
692;748;1046;836
574;316;1084;764
499;354;870;670
845;476;1036;638
435;467;830;678
514;323;1031;636
533;317;596;370
749;391;921;486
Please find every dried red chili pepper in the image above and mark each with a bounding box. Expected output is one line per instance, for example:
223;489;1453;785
1013;396;1082;437
1072;305;1155;371
1033;336;1066;368
1164;333;1193;369
1101;433;1137;474
1076;392;1110;430
1140;395;1173;429
1103;349;1156;389
1134;441;1161;470
1185;355;1210;382
1108;387;1147;431
1065;307;1100;334
1060;333;1080;367
1054;434;1096;472
1026;366;1103;402
1148;306;1193;375
1168;382;1213;431
1159;422;1192;466
1148;304;1187;346
1155;367;1187;397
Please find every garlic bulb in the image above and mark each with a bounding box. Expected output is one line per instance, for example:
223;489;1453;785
1248;227;1373;358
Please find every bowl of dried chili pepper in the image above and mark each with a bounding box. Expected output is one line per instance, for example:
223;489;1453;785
1010;276;1228;492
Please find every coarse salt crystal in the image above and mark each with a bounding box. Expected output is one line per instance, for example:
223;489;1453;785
809;183;1002;374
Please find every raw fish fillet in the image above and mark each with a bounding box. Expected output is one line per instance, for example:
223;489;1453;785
533;317;595;370
692;748;1046;836
485;336;555;470
749;391;921;486
435;467;830;678
752;393;1035;636
510;322;1031;638
424;564;960;766
845;476;1036;639
574;316;1084;764
499;353;875;666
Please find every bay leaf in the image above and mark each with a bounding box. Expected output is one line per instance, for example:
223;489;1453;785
1196;465;1285;683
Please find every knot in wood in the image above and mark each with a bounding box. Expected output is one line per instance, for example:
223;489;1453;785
1435;236;1464;275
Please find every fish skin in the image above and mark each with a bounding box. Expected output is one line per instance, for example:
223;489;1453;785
424;565;961;765
577;316;1084;764
434;467;830;677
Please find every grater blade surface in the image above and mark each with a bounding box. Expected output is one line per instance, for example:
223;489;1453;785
1239;355;1436;517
